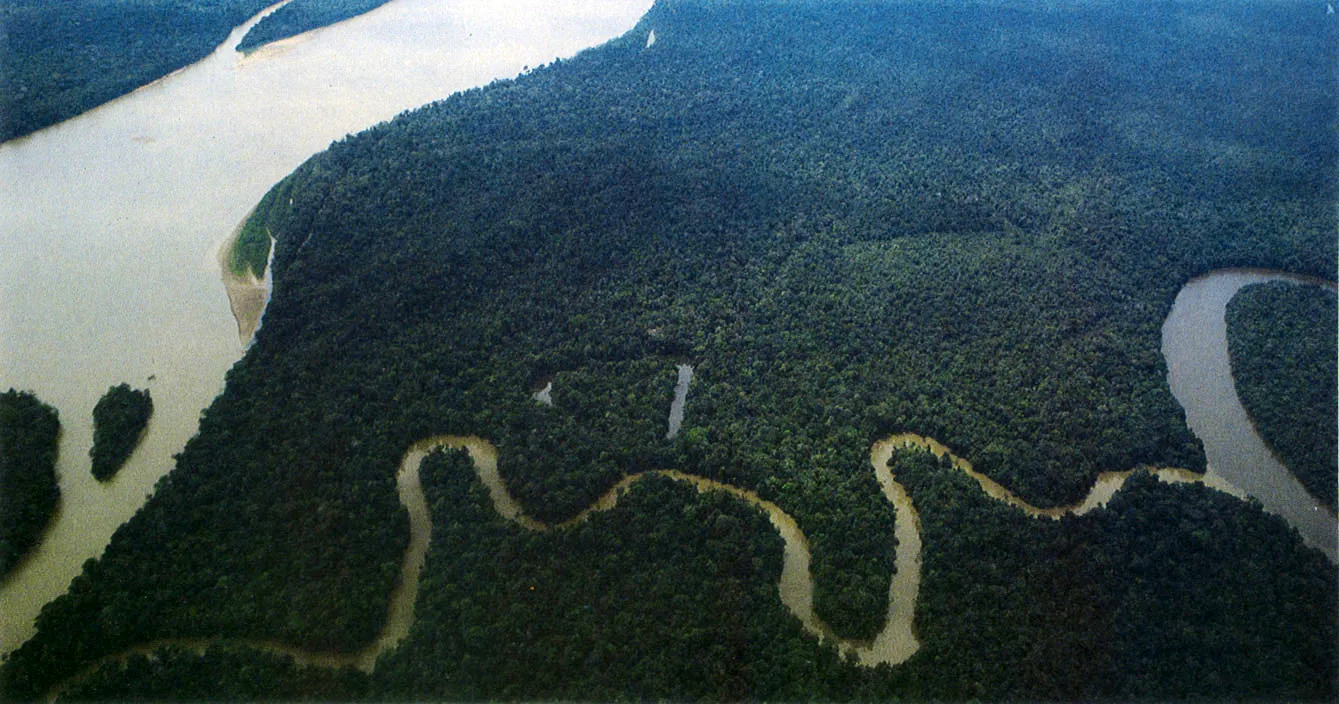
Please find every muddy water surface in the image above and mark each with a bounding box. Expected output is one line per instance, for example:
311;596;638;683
0;0;654;656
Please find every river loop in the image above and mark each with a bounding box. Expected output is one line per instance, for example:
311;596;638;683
49;419;1271;699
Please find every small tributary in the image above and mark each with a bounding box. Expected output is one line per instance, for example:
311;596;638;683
666;363;694;439
38;268;1339;692
9;0;1336;670
57;420;1262;696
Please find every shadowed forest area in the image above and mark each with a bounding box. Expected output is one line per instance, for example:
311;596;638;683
2;0;1335;700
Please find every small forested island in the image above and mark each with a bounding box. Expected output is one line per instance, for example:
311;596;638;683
1227;282;1338;512
89;384;154;482
0;0;392;142
2;0;1335;701
0;390;61;579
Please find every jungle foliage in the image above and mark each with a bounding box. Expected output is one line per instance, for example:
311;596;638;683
0;390;61;580
2;0;1335;700
1226;281;1339;512
890;446;1336;700
371;448;858;700
0;0;388;142
89;384;153;482
56;643;368;701
229;175;300;277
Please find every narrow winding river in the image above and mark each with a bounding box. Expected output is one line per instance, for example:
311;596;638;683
53;333;1336;696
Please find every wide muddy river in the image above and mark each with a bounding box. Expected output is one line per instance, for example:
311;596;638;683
0;0;653;656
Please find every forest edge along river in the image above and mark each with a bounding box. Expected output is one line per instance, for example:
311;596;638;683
0;0;655;657
42;424;1306;694
1162;269;1338;558
41;266;1339;694
219;220;275;344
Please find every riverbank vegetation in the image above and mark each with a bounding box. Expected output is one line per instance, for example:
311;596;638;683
89;384;153;482
0;390;61;580
372;448;852;700
58;643;368;701
1226;282;1338;511
0;0;391;142
3;0;1334;699
228;174;302;278
890;446;1336;700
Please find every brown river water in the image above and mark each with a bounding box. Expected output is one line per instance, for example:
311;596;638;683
51;413;1287;696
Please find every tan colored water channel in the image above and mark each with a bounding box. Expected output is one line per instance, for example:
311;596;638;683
54;426;1252;698
1162;270;1339;558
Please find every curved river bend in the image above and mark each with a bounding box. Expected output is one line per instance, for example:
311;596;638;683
50;264;1339;694
1162;269;1338;558
50;425;1271;697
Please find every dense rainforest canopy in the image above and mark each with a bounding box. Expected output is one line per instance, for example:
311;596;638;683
89;384;154;482
0;390;61;580
1226;281;1338;512
0;0;391;142
3;0;1335;700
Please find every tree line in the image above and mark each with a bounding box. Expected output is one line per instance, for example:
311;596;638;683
0;0;390;142
235;0;393;53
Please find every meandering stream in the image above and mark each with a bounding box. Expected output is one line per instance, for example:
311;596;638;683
42;266;1339;693
50;422;1261;698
